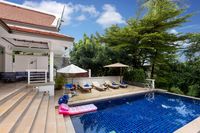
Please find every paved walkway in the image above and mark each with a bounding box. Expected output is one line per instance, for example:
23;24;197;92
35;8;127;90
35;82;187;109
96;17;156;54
55;85;147;105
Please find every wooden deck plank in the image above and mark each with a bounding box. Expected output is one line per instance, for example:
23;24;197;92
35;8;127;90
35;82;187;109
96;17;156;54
0;89;30;121
15;92;44;133
0;91;37;133
31;94;49;133
46;96;57;133
56;109;66;133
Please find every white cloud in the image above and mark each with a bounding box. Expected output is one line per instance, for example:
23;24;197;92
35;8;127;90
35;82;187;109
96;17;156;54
23;1;99;25
96;4;125;28
169;29;178;34
74;4;99;17
76;15;86;21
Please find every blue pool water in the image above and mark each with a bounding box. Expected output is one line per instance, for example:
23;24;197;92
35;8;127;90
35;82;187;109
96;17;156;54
71;92;200;133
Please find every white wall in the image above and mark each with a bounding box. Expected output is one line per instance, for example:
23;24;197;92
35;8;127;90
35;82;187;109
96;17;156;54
68;76;121;85
14;55;48;71
4;47;13;72
0;53;3;72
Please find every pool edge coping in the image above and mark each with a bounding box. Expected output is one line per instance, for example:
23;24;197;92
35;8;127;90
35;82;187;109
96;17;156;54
161;91;200;133
68;89;151;106
174;116;200;133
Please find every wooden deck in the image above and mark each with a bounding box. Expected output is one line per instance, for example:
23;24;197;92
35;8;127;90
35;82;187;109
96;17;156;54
55;85;147;106
0;82;26;100
0;82;60;133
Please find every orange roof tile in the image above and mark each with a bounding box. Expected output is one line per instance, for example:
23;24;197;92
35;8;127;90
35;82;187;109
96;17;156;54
0;2;56;28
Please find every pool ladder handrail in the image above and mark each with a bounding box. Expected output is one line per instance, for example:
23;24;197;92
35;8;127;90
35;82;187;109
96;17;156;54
144;80;155;100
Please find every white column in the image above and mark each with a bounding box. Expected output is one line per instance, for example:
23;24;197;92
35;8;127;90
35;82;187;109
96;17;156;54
88;69;91;78
45;70;47;83
27;70;30;84
50;51;54;82
4;47;13;72
152;79;155;89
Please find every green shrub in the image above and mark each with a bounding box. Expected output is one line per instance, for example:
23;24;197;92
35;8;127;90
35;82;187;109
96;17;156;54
187;84;200;97
169;87;184;95
55;75;65;90
123;68;145;82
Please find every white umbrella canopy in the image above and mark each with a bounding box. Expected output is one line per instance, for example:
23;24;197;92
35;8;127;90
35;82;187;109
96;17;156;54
57;64;87;74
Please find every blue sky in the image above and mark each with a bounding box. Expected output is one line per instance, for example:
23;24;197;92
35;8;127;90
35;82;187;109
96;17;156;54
6;0;200;41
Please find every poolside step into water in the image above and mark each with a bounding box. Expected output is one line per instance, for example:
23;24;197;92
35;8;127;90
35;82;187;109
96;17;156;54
0;85;69;133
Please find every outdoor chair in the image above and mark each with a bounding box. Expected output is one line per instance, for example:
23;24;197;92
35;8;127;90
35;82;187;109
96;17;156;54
104;80;119;89
78;82;92;93
92;81;107;91
112;81;128;88
64;83;78;97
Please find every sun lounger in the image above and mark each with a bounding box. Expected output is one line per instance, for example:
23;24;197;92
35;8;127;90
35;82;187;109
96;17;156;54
92;81;107;91
58;103;97;115
113;81;128;88
79;82;92;92
105;80;119;89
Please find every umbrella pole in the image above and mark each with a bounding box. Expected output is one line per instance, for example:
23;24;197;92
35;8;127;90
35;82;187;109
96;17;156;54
120;67;122;82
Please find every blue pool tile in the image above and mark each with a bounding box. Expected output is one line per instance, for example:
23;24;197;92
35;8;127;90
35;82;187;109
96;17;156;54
71;93;200;133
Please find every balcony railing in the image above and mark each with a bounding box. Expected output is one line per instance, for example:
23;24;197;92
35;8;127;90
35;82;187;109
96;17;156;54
27;69;48;84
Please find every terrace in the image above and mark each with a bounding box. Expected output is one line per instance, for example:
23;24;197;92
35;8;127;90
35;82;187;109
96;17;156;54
0;0;200;133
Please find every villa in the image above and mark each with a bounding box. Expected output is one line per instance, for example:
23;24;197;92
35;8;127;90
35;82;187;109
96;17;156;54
0;1;200;133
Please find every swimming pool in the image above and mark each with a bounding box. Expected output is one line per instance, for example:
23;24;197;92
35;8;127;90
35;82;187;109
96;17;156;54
71;92;200;133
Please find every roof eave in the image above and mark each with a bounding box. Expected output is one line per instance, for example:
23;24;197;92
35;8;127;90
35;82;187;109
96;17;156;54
0;19;12;33
9;26;74;42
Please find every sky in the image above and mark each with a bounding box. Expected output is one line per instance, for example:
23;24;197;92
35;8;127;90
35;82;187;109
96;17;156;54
5;0;200;42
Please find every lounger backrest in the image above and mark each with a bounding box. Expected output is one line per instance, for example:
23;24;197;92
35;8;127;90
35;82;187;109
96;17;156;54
105;80;112;85
92;81;100;86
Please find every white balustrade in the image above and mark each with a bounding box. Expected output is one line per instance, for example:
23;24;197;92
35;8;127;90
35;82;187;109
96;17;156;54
26;69;48;84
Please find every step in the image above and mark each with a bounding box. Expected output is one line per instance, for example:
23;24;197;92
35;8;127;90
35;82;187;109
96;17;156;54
64;116;76;133
0;85;26;105
56;109;66;133
0;90;37;133
14;92;44;133
0;89;31;122
46;96;57;133
31;94;49;133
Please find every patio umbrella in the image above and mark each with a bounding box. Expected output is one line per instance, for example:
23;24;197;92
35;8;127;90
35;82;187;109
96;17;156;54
104;62;129;82
57;64;87;83
57;64;87;74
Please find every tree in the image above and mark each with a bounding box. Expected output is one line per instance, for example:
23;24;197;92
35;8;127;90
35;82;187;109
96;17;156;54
100;0;192;78
185;33;200;61
70;34;116;76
